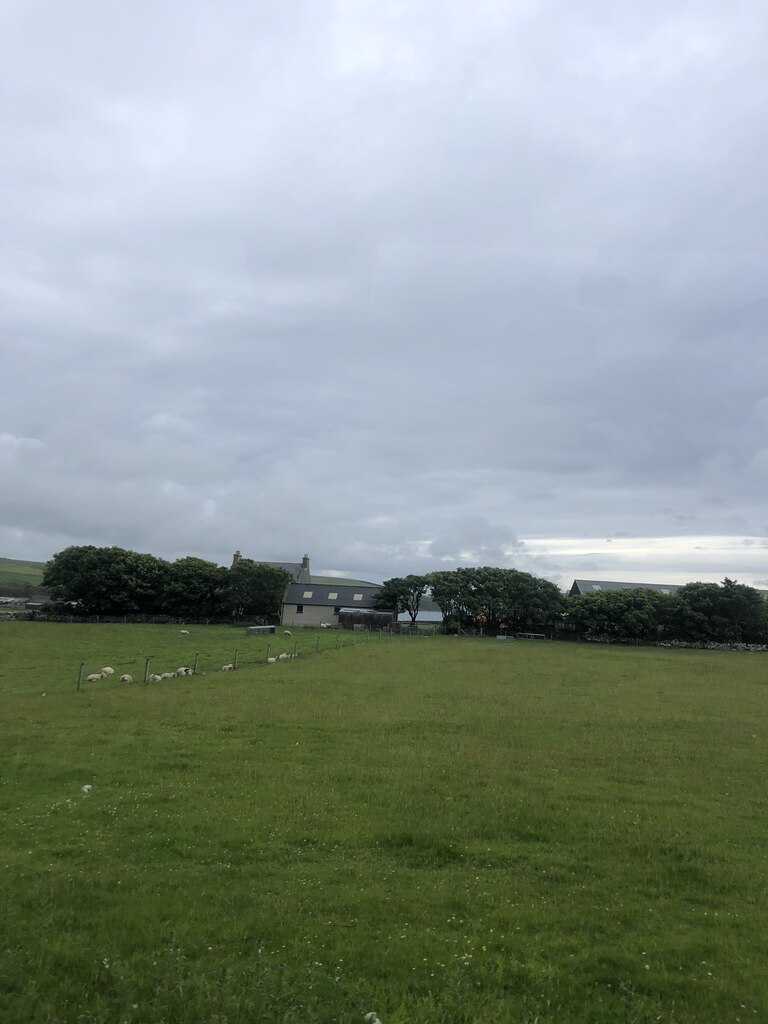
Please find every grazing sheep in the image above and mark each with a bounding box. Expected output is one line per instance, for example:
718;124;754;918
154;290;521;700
119;674;133;684
160;672;175;680
176;667;193;676
284;629;293;636
148;673;162;683
101;667;115;676
180;629;190;635
278;652;290;660
222;664;234;672
86;672;103;683
267;657;277;664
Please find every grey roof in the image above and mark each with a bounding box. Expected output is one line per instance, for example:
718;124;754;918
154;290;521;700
283;581;385;609
397;596;443;622
569;579;680;597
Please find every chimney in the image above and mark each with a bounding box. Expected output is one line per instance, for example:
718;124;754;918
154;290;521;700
232;550;241;566
300;553;310;582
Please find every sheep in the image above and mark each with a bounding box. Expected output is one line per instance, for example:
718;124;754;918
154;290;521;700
160;672;175;680
101;667;115;676
86;672;103;683
81;784;93;795
180;629;190;635
267;657;277;664
119;674;133;684
148;673;162;683
284;629;293;636
364;1014;382;1024
222;664;234;672
176;667;193;677
278;652;290;660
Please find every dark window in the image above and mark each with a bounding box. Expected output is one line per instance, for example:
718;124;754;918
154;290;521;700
296;604;304;614
334;606;341;614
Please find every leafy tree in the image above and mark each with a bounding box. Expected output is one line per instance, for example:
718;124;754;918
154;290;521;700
672;579;768;644
568;588;671;640
225;559;292;620
163;557;227;618
42;546;170;615
427;567;565;632
373;575;428;623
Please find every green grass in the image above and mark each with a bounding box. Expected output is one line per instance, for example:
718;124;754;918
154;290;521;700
1;624;767;1023
0;556;46;589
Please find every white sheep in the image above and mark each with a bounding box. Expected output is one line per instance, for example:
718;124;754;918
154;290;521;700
176;667;193;677
86;672;103;683
119;674;133;684
364;1014;382;1024
148;673;162;683
101;667;115;676
267;657;277;664
278;652;289;660
180;629;190;635
160;672;175;680
284;629;293;636
222;664;234;672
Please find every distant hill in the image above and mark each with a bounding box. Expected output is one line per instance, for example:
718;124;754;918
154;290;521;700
0;557;48;598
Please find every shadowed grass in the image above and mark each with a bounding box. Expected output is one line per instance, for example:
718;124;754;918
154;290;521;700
1;623;767;1022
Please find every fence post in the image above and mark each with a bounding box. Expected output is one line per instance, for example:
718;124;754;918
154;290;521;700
316;637;320;654
144;657;151;683
293;641;298;657
233;649;239;670
193;653;200;674
77;662;84;691
336;633;340;649
266;643;271;662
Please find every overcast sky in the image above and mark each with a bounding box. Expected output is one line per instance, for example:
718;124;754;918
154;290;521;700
2;0;767;589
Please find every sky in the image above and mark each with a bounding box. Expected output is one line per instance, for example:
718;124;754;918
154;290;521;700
2;0;768;590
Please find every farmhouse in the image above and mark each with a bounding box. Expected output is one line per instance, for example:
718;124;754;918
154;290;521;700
232;551;387;627
569;579;680;597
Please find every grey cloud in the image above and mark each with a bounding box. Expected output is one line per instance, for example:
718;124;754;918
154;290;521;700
2;0;768;586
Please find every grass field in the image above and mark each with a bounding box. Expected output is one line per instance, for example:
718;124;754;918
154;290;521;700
1;623;767;1024
0;556;46;589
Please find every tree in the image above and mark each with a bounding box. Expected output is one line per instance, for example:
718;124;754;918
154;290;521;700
163;557;227;619
42;545;170;615
672;579;768;644
373;575;428;623
225;560;292;620
426;567;565;633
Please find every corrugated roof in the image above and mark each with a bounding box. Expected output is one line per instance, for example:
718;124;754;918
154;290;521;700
570;579;679;596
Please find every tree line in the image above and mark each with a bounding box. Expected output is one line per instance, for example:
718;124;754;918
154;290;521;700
42;546;292;620
375;570;768;644
374;567;566;633
567;578;768;644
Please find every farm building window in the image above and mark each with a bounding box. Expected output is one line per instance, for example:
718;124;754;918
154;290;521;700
327;591;338;599
296;604;304;614
334;606;341;614
303;590;313;598
353;593;363;601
